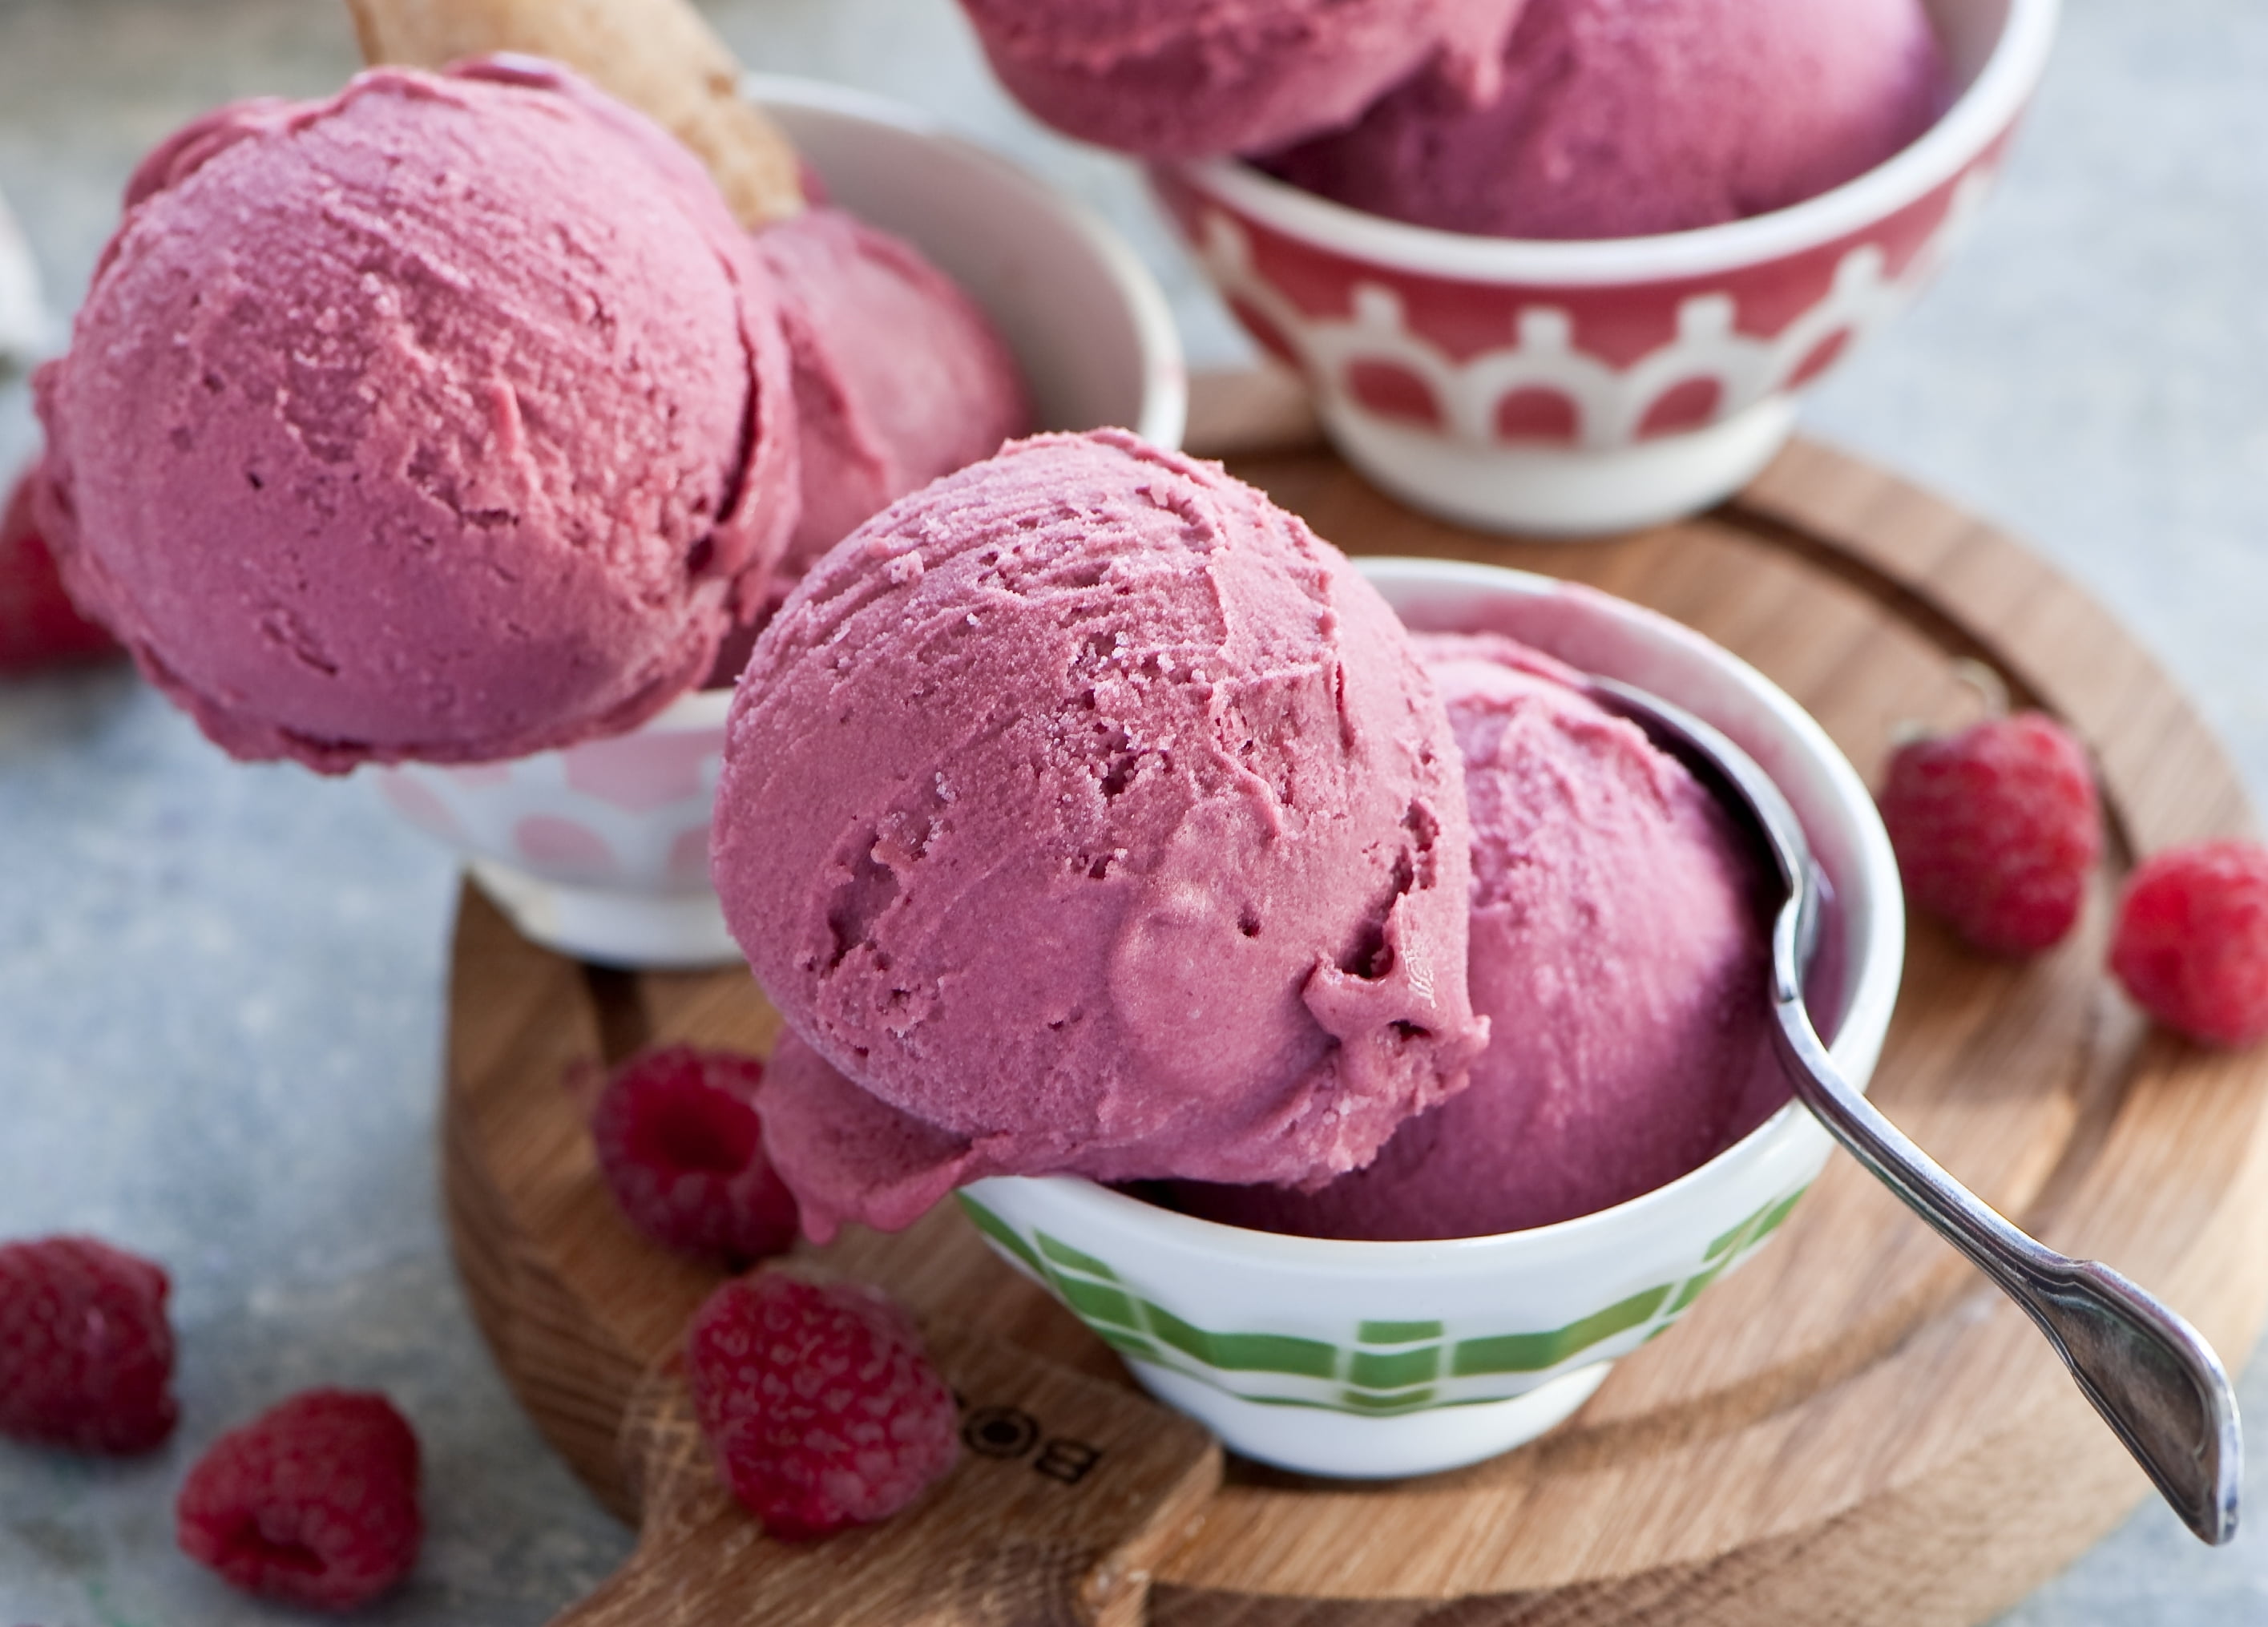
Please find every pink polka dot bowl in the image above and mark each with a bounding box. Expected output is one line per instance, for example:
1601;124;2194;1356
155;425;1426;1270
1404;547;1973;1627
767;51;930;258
370;76;1186;968
1150;0;2056;536
373;688;736;967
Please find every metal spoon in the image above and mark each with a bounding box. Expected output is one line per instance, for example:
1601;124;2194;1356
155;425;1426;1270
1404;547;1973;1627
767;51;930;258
1588;676;2242;1547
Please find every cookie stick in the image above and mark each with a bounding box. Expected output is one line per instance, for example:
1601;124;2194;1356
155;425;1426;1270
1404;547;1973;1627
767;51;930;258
342;0;805;227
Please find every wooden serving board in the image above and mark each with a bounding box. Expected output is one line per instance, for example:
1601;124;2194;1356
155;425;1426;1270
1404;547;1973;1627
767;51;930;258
443;370;2268;1625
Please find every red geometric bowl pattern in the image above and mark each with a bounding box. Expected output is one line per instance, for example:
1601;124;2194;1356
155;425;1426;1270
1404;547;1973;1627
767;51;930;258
1152;132;2012;454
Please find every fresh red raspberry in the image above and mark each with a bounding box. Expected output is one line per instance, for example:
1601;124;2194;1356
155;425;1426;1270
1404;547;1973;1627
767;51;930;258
176;1389;422;1611
685;1272;958;1539
0;1234;177;1454
2109;841;2268;1046
590;1044;798;1266
1;460;118;673
1877;711;2102;955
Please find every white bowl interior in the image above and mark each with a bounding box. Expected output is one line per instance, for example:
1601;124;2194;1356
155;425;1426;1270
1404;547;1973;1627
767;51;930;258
752;76;1186;450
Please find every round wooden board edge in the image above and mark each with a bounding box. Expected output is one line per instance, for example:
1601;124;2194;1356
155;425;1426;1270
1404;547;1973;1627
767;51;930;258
438;411;2268;1627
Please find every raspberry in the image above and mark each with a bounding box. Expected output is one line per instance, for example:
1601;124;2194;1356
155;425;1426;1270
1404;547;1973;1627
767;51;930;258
1;460;117;673
0;1234;177;1454
2109;841;2268;1046
684;1272;958;1539
176;1389;422;1611
1877;711;2102;955
590;1044;799;1266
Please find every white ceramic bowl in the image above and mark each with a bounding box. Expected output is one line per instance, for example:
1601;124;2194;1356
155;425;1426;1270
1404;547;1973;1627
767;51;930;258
1151;0;2057;535
0;184;46;379
374;685;736;967
374;77;1186;968
958;559;1904;1477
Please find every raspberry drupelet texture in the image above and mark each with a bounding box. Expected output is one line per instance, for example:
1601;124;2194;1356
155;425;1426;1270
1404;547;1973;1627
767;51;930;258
0;1233;177;1454
685;1272;959;1539
176;1389;422;1611
1877;711;2101;955
2;459;119;673
2109;840;2268;1047
590;1044;799;1266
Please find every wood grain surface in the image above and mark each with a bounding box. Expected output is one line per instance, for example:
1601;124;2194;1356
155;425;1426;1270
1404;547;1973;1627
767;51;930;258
442;374;2268;1625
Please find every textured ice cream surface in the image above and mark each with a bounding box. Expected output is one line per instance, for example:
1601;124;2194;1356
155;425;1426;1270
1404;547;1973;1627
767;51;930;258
705;204;1033;689
716;429;1486;1240
759;1029;979;1242
759;208;1028;607
1261;0;1951;239
35;60;797;772
1170;631;1784;1239
958;0;1529;159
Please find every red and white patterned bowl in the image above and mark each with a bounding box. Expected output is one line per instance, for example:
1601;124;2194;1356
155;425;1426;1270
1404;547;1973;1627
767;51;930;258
1152;0;2057;535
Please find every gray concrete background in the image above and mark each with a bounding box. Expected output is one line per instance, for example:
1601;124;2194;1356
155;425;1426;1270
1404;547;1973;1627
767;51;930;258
1;0;2264;1620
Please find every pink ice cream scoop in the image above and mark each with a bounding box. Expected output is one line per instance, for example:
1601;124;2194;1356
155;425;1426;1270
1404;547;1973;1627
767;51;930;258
1261;0;1951;239
1172;632;1784;1239
757;1027;979;1241
759;208;1029;597
956;0;1530;159
34;59;797;772
715;429;1487;1241
704;207;1031;687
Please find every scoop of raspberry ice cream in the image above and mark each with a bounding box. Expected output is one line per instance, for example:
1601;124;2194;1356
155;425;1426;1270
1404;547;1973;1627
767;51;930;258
758;207;1028;603
713;430;1485;1228
958;0;1530;159
1261;0;1949;238
1172;631;1782;1238
35;59;797;770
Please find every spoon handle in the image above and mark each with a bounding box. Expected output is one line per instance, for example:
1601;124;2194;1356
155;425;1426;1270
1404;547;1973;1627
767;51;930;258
1771;981;2242;1546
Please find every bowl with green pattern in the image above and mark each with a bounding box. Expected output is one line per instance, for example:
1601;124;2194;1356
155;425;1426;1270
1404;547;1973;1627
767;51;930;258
955;557;1903;1478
